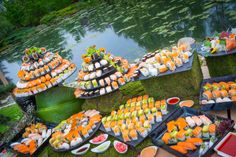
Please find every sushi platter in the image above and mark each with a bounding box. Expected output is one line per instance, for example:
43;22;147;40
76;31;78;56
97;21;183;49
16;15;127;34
13;47;76;98
134;43;195;81
8;119;55;156
99;95;177;147
151;107;234;157
199;74;236;111
74;46;134;99
197;31;236;57
49;110;102;152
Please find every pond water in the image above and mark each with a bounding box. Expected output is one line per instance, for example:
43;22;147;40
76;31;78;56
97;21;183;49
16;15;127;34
0;0;236;83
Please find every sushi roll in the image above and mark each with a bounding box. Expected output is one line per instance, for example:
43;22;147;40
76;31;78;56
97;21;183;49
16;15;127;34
95;62;101;68
89;72;96;80
229;89;236;97
88;64;94;71
144;108;150;115
203;91;213;100
82;129;89;138
111;81;119;89
96;70;102;77
160;103;167;115
99;79;105;87
92;79;98;88
100;88;106;95
209;124;216;136
122;130;131;142
38;59;44;66
167;61;176;71
148;114;155;124
144;120;152;132
192;126;202;138
45;81;52;88
185;117;195;128
85;81;92;89
185;128;193;139
100;59;108;66
155;112;162;122
113;126;121;136
115;72;122;78
176;130;186;141
202;125;209;138
137;127;148;137
181;53;189;63
105;77;111;85
140;68;149;77
191;116;203;126
110;74;117;81
149;67;158;76
151;107;157;115
220;90;228;97
84;74;89;81
44;65;50;73
159;65;168;73
118;77;125;85
130;129;138;140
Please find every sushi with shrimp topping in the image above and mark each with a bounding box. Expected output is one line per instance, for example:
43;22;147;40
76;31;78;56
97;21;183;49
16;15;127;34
99;79;105;87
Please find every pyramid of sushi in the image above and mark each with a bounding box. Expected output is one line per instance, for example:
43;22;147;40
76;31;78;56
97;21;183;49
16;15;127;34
137;43;194;78
49;110;101;150
101;95;168;142
74;46;132;98
13;47;76;97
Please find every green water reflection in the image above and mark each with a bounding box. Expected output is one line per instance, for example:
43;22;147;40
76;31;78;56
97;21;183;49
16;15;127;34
0;0;236;83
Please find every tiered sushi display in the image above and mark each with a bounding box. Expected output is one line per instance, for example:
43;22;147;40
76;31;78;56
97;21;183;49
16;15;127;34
100;95;175;146
151;108;234;157
74;46;132;98
13;47;76;97
49;110;101;152
9;122;52;155
201;81;236;104
135;43;194;79
199;31;236;56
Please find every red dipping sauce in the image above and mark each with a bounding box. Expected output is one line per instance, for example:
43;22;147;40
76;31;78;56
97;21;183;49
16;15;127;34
167;97;180;105
217;134;236;156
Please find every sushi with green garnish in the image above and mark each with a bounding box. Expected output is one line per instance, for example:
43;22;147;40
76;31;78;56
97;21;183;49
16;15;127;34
92;79;98;88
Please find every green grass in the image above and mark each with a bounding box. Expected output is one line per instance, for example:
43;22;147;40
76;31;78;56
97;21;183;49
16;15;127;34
0;124;9;134
206;53;236;77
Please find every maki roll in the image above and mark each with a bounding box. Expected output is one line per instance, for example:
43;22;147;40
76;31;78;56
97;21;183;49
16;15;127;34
229;89;236;97
85;81;92;89
176;130;186;141
122;130;131;142
185;128;193;139
88;64;94;71
115;72;122;78
212;90;221;98
96;70;102;77
137;127;148;137
202;125;209;138
105;77;111;85
209;124;216;136
149;67;158;76
110;74;117;81
38;59;44;66
106;86;112;93
203;91;213;100
92;79;98;88
99;79;105;86
220;90;228;97
95;62;101;69
89;72;96;80
113;126;121;136
32;52;39;60
82;129;89;138
44;65;50;72
22;55;30;63
159;65;168;73
192;126;202;138
100;59;108;66
155;112;162;122
140;68;149;77
100;88;106;95
129;129;138;140
118;77;125;85
45;81;52;88
84;74;89;81
167;61;176;71
111;81;119;89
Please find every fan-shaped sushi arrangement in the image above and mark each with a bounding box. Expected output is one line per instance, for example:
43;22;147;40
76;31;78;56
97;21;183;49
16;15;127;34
13;47;76;97
49;110;101;151
201;81;236;105
74;46;134;98
136;43;193;78
100;95;170;146
9;122;52;155
160;114;220;155
199;31;236;55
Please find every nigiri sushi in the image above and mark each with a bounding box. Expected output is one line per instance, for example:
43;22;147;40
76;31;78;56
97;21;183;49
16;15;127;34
177;142;196;150
111;81;119;89
130;129;138;140
100;88;106;95
118;77;125;85
99;79;105;87
191;116;203;126
170;145;187;154
96;70;102;77
209;124;216;136
106;86;112;93
95;62;101;68
185;117;195;128
110;74;117;81
100;59;108;66
186;138;203;146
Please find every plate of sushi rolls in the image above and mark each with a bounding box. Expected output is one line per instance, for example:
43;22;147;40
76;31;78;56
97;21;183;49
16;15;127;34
152;107;234;157
200;76;236;110
13;47;76;97
75;46;134;99
198;31;236;57
49;110;102;152
136;41;194;80
99;95;176;147
9;122;52;156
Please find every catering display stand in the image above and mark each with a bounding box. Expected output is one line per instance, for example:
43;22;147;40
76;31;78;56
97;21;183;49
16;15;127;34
199;74;236;119
140;52;203;99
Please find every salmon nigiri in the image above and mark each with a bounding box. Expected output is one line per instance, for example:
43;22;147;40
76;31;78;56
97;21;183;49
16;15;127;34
177;142;197;150
170;145;188;154
162;132;171;144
